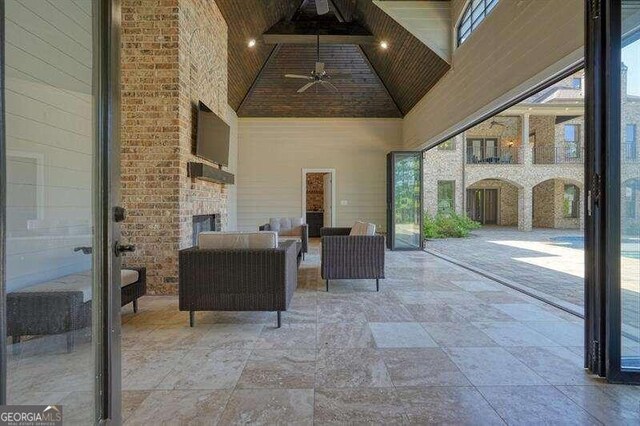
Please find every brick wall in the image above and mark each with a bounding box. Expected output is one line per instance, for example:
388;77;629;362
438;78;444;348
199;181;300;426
121;0;234;294
306;173;325;211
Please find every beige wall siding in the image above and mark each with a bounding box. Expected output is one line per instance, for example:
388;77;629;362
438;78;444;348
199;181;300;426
404;0;584;150
5;0;93;291
237;119;403;232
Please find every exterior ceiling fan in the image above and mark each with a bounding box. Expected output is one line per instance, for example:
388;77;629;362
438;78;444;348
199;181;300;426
284;34;349;93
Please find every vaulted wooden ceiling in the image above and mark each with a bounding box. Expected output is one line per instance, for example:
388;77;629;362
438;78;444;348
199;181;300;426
216;0;451;118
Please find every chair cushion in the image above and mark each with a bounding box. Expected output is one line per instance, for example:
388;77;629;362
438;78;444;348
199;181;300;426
279;217;292;230
121;269;140;287
19;271;92;302
350;221;376;236
290;217;303;227
269;218;281;232
198;231;278;249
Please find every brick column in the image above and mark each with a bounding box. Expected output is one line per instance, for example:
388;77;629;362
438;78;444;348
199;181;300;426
521;113;532;165
518;185;533;231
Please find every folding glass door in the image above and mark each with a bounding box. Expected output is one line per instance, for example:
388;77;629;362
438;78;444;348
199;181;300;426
387;152;423;250
586;0;640;383
1;0;122;420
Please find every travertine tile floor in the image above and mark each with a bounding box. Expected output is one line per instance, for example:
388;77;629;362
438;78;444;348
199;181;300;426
117;244;640;425
6;242;640;424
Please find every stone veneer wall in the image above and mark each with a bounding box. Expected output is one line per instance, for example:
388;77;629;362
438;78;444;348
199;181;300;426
306;173;325;211
121;0;234;294
532;180;555;228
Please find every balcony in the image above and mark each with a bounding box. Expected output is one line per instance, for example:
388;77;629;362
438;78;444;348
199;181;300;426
533;145;584;165
466;146;521;165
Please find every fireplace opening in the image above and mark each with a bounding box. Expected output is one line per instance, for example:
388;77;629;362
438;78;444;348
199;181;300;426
192;214;220;246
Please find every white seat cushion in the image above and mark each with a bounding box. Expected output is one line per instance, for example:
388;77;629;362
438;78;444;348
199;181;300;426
20;271;93;302
350;221;376;236
121;269;140;287
198;231;278;249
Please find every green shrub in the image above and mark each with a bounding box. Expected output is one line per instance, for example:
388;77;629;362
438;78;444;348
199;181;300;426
423;212;481;239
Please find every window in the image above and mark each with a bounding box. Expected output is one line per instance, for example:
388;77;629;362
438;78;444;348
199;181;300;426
563;184;579;218
457;0;499;46
437;181;455;213
625;124;637;160
571;77;582;89
438;139;455;150
564;124;580;158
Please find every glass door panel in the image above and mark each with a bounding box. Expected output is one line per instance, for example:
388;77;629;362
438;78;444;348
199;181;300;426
1;0;119;419
620;0;640;372
4;0;95;416
387;152;423;250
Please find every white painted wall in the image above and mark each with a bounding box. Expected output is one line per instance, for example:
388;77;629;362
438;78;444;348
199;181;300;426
5;0;93;291
403;0;584;150
237;119;403;232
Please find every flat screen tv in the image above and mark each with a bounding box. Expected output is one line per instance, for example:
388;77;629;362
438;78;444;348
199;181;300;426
195;101;230;166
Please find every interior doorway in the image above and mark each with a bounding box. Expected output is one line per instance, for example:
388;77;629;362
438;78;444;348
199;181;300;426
301;169;336;237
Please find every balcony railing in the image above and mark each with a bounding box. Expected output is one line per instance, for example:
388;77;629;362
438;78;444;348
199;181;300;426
533;145;584;164
466;146;521;164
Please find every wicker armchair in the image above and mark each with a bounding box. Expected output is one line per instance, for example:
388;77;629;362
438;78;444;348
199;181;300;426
179;239;298;328
320;227;385;292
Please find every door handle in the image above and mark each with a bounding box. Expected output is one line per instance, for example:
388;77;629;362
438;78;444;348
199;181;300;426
114;242;136;257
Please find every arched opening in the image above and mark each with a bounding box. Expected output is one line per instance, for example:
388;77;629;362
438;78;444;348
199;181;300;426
532;178;583;229
466;178;521;226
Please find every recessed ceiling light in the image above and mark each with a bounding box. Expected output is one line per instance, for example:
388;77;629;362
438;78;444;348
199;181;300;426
248;39;257;48
380;41;389;50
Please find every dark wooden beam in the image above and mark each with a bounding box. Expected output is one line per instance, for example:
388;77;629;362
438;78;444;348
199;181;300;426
262;20;374;45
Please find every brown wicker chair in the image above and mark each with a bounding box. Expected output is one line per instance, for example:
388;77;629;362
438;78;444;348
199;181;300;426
179;240;298;328
320;227;385;292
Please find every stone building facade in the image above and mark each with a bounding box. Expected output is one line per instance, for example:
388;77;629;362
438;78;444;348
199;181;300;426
424;69;640;231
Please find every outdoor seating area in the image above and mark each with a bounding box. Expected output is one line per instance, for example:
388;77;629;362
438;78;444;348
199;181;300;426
3;0;640;423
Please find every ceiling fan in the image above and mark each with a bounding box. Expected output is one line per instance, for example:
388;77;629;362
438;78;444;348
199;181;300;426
284;34;349;93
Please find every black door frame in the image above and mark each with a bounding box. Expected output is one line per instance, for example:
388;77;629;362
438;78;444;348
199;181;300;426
95;0;123;420
0;0;123;416
586;0;640;384
0;0;6;407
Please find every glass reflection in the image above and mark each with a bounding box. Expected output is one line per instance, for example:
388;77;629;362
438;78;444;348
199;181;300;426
4;0;95;420
393;153;422;249
621;0;640;370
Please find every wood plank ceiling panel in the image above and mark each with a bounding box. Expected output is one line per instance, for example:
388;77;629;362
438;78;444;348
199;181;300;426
215;0;300;110
218;0;450;117
333;0;451;115
238;43;402;117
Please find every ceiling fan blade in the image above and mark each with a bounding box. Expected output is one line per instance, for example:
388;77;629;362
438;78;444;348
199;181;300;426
321;80;338;92
297;81;316;93
285;74;313;80
315;62;325;75
316;0;330;15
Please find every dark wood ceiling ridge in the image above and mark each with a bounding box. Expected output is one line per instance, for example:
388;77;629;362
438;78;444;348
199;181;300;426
235;0;306;113
328;0;403;116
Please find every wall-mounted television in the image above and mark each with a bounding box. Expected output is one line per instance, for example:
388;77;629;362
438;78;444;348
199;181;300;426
195;101;230;167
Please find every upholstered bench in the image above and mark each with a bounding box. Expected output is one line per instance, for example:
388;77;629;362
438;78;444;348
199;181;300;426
7;267;146;352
